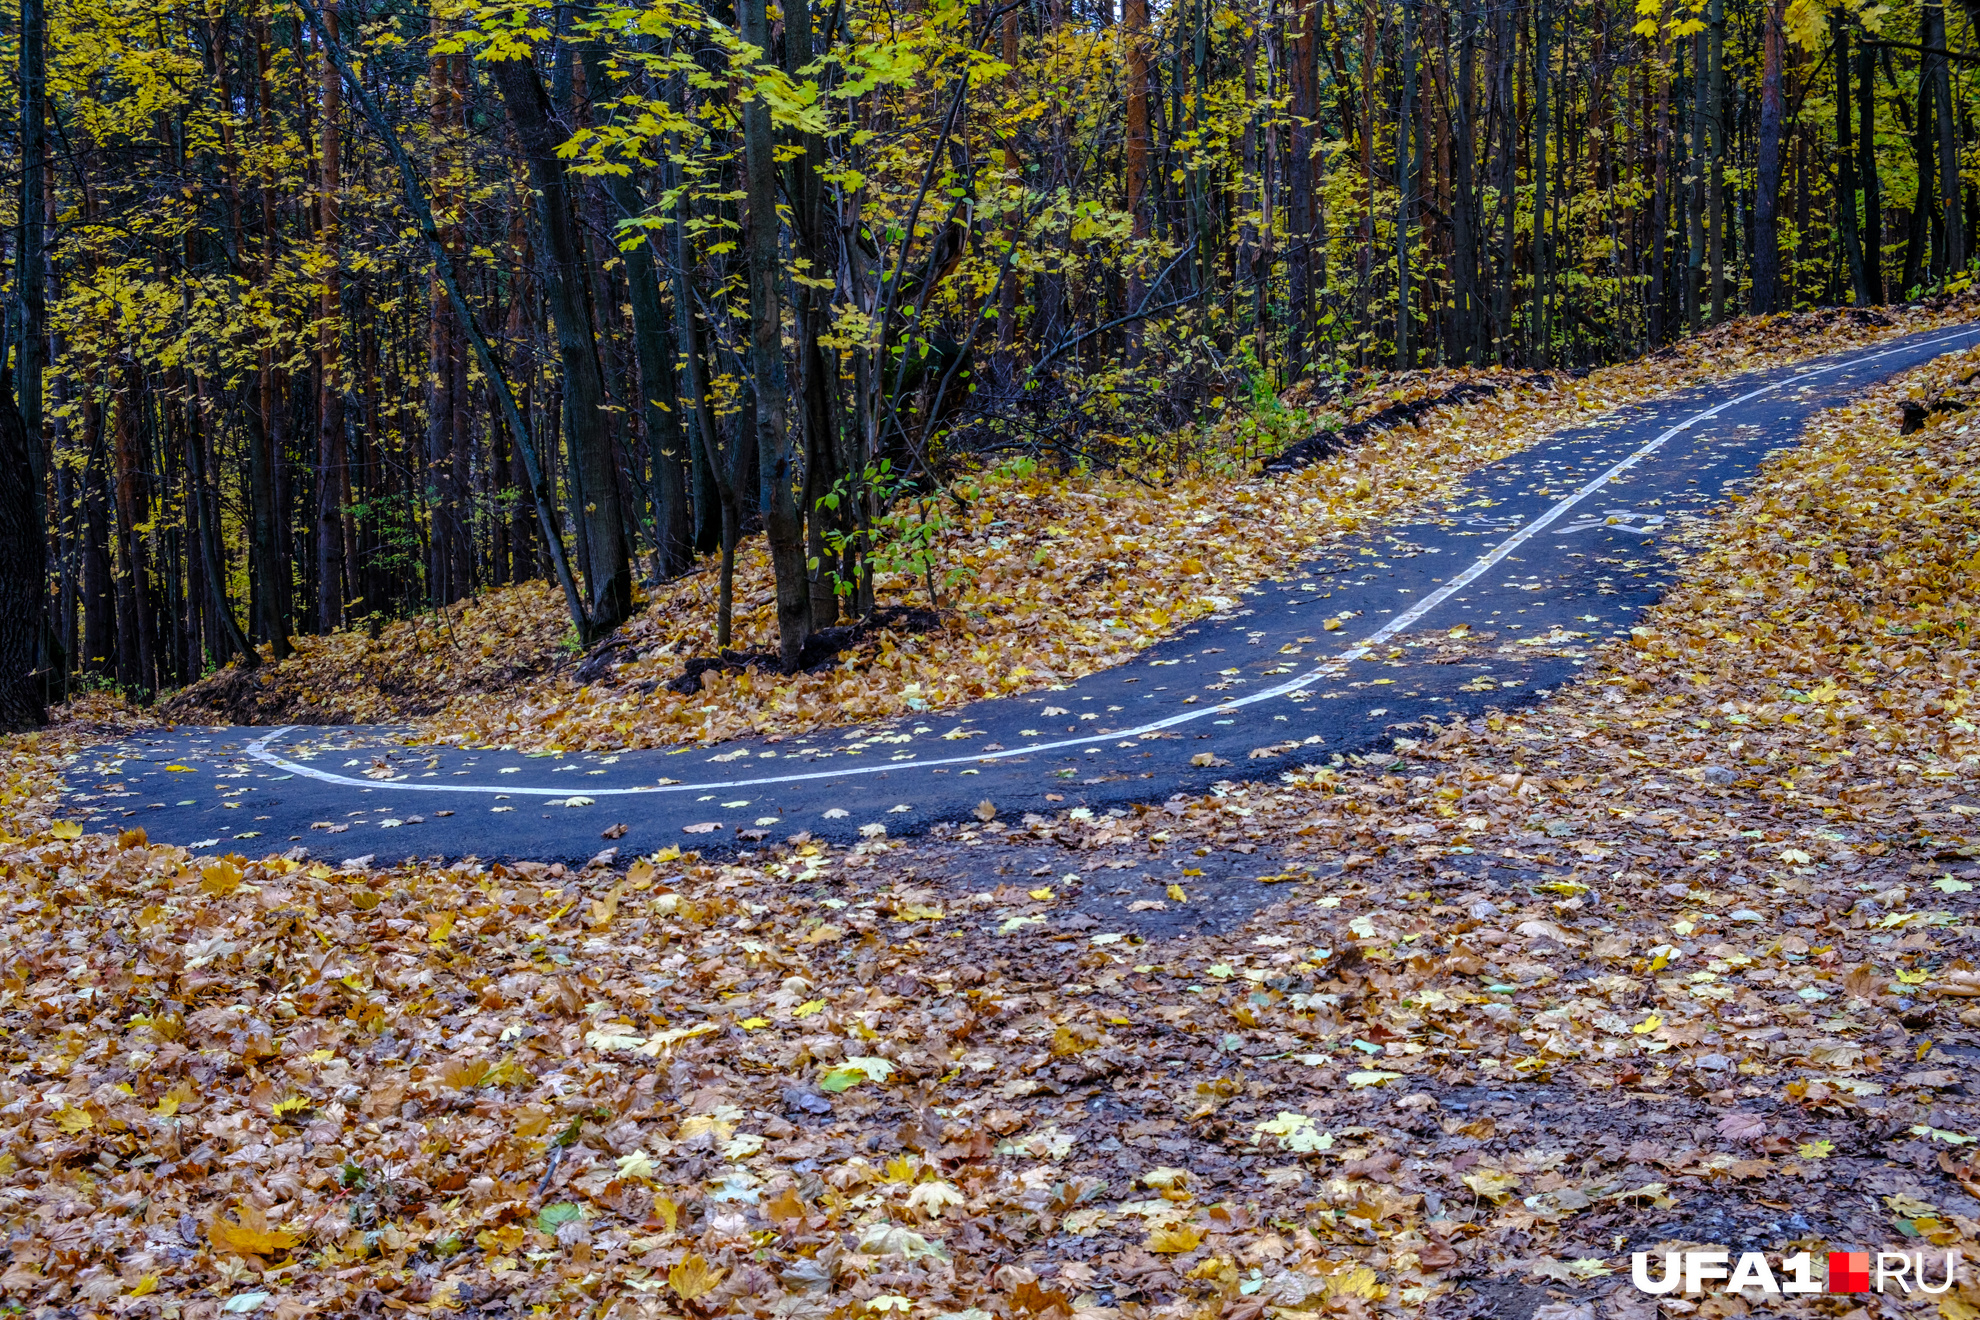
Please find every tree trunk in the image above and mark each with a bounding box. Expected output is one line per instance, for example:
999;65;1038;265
1451;0;1479;363
1397;0;1416;367
0;387;46;728
316;3;348;632
1902;31;1936;295
489;53;632;638
1751;0;1785;312
1835;20;1870;305
1860;36;1883;300
1283;0;1314;372
1687;32;1706;332
1926;0;1963;276
738;0;809;670
1531;0;1550;363
255;10;292;656
1706;0;1725;321
17;0;56;704
581;45;693;584
784;0;842;628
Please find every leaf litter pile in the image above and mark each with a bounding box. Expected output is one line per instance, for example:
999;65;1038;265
154;305;1961;756
12;321;1980;1318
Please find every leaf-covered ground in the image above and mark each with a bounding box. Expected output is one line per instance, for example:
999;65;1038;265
151;304;1959;754
6;324;1980;1319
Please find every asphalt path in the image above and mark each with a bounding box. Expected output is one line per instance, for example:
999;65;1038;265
61;323;1980;863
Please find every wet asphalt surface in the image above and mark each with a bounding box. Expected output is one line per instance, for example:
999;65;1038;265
59;324;1980;864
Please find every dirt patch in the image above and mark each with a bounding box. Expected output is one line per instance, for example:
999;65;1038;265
651;606;948;695
159;663;356;726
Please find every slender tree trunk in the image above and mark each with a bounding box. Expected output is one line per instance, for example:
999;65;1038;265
16;0;55;706
1860;36;1883;300
1752;0;1785;312
489;54;632;638
1286;0;1316;370
427;25;469;606
1397;0;1416;367
1122;0;1151;358
581;43;693;584
670;131;743;650
316;3;347;632
1531;0;1550;363
1706;0;1725;320
1836;20;1870;305
1903;31;1937;294
110;385;157;694
0;387;45;728
81;403;115;677
1686;32;1705;332
255;9;292;656
782;0;840;628
1926;0;1963;276
188;379;256;667
1359;4;1376;362
1452;0;1479;363
738;0;809;668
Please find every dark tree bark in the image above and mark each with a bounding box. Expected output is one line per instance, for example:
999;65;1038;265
1124;0;1151;359
737;0;810;670
489;53;632;638
1752;0;1785;311
1835;20;1870;305
1531;0;1551;363
1925;0;1963;275
1397;0;1417;367
1451;0;1480;364
17;0;57;701
1860;36;1883;300
1902;30;1936;296
316;2;348;632
1285;0;1316;371
0;386;47;729
581;40;693;583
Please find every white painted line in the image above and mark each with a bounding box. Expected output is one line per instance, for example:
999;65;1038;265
245;324;1980;801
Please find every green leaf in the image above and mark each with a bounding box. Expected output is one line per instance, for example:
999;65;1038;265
819;1056;896;1092
537;1202;584;1233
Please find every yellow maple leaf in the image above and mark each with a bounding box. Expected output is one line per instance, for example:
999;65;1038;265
49;821;81;840
209;1204;301;1258
1326;1266;1388;1300
154;1080;196;1117
1633;1013;1662;1035
52;1105;93;1134
200;860;244;895
668;1252;727;1300
1148;1224;1203;1253
1461;1168;1520;1201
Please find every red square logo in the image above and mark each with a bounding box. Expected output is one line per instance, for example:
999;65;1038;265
1829;1251;1871;1293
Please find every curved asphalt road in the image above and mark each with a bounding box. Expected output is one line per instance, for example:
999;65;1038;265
60;323;1980;864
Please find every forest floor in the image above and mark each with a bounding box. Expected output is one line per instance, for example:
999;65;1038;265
1;310;1979;1318
138;302;1964;755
